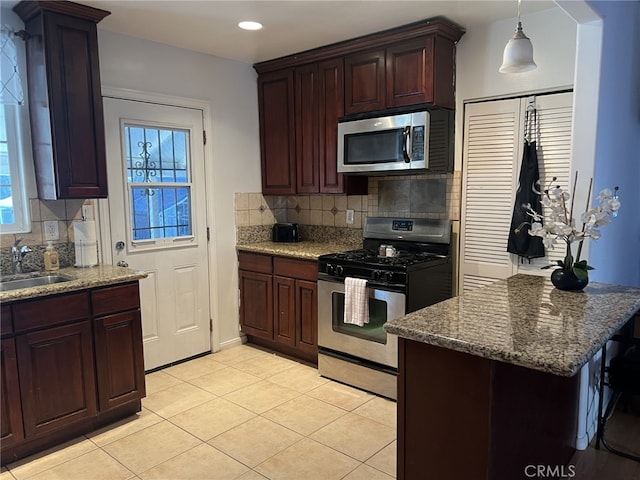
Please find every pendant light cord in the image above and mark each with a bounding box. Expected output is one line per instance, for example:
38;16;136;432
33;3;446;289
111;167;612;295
517;0;522;23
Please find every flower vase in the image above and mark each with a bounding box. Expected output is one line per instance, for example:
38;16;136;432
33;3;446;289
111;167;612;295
550;268;589;291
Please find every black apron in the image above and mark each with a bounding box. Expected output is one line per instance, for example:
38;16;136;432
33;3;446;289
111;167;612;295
507;110;545;260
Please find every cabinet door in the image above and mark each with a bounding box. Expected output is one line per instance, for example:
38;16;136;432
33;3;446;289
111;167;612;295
258;69;296;195
318;59;345;194
239;270;273;339
16;321;96;439
318;59;368;195
295;280;318;355
1;338;24;449
344;49;386;115
273;276;296;346
20;8;108;199
94;310;146;411
295;64;320;193
386;38;435;108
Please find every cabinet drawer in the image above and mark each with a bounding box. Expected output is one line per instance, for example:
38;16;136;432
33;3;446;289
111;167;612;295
92;283;140;316
238;252;273;274
13;292;90;333
274;257;317;281
1;305;12;335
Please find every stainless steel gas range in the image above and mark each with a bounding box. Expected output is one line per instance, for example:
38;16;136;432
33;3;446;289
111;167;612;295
317;217;453;399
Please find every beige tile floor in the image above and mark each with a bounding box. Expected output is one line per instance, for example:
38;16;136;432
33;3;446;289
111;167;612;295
1;344;396;480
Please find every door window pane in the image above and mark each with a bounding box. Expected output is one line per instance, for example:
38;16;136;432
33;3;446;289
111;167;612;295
125;126;188;184
124;124;192;242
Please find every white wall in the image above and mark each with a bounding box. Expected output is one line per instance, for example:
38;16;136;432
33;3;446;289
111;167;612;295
97;30;262;348
588;0;640;288
454;6;578;171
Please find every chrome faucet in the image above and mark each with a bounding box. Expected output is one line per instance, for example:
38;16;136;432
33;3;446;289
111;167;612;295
11;238;32;274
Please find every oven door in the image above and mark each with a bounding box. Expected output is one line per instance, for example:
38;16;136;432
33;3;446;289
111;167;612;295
317;279;405;369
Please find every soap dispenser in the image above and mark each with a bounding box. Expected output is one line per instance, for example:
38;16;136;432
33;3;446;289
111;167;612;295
44;241;59;271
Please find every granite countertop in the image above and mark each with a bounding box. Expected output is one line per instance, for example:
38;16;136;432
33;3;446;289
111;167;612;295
384;274;640;377
0;265;147;303
236;241;361;260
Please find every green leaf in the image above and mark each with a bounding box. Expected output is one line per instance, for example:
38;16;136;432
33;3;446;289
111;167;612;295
574;260;595;271
572;264;590;280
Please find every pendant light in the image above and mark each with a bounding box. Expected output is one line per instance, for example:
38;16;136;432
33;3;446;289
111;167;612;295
499;0;537;74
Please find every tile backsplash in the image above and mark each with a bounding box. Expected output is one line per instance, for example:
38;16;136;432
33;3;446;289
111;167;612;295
0;198;94;273
368;172;460;220
235;193;368;229
235;172;461;242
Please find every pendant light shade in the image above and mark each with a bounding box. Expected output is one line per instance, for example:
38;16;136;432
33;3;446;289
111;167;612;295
499;0;537;74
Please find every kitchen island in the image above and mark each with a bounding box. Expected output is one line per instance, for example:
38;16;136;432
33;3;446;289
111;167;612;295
384;274;640;480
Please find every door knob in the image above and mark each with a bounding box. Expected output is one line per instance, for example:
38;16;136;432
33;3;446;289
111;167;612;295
115;241;125;250
117;260;129;267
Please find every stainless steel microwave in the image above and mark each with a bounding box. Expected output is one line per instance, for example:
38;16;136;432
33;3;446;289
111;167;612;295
338;110;429;175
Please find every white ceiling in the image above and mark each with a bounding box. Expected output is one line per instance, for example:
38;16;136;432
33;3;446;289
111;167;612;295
71;0;557;65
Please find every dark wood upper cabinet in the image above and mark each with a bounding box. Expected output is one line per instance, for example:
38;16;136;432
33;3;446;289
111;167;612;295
255;17;464;194
346;35;458;114
317;59;366;194
296;60;367;195
386;39;435;108
258;69;296;195
344;49;386;115
295;64;320;194
13;1;110;199
260;60;367;196
387;36;457;110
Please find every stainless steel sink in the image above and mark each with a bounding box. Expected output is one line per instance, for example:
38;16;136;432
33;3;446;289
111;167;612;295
0;274;72;292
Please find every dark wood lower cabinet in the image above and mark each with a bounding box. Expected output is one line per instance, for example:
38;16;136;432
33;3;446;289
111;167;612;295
239;270;274;339
94;310;145;411
16;321;97;439
239;252;318;363
1;282;145;465
1;339;24;449
295;279;317;356
397;338;580;480
274;276;296;345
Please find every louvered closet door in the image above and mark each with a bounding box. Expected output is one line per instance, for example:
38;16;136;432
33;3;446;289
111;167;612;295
460;98;523;292
515;92;573;274
459;92;573;293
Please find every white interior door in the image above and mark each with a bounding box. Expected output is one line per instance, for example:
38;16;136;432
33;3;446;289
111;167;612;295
103;98;211;370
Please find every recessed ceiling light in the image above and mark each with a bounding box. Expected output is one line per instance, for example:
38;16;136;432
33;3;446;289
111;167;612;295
238;21;263;31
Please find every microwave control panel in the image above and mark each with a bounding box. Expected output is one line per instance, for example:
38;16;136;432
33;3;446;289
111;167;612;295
411;126;425;161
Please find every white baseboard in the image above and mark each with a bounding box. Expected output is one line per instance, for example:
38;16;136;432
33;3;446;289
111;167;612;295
217;335;246;352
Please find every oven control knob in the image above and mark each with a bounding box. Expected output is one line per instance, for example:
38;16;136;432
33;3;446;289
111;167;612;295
372;270;382;281
384;271;394;282
326;264;335;275
336;265;344;276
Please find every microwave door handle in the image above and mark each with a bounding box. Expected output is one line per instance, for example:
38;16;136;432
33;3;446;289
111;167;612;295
402;126;411;163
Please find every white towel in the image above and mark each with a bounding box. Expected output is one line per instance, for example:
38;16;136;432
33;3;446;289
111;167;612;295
344;277;369;327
